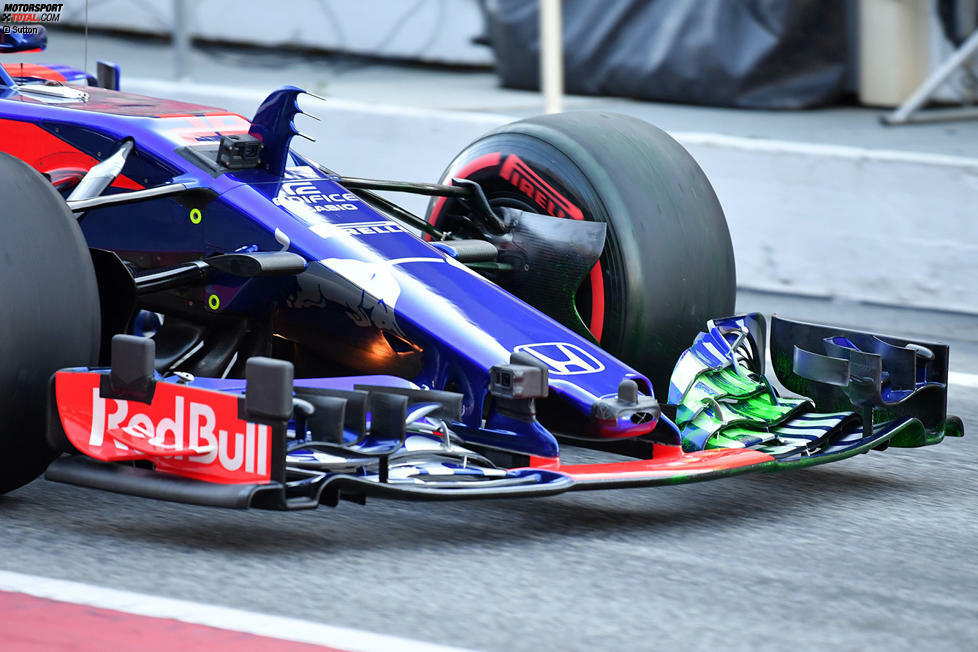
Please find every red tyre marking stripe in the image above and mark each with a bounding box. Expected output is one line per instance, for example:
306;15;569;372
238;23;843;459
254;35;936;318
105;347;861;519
0;591;342;652
586;263;605;343
425;151;502;240
47;167;88;190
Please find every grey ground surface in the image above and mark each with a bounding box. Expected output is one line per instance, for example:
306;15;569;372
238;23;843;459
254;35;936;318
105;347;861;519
3;291;977;652
3;31;977;652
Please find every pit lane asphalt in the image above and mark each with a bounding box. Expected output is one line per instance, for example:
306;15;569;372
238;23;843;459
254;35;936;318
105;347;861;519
1;291;975;652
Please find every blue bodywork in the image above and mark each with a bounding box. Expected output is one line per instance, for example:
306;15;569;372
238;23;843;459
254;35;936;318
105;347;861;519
0;78;656;460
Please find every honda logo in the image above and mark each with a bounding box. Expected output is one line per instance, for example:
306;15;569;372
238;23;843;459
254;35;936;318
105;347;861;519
513;342;606;375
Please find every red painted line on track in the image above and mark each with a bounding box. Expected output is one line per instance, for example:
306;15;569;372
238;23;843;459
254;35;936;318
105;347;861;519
0;591;343;651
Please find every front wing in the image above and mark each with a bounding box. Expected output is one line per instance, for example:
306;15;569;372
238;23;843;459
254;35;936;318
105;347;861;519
43;316;962;509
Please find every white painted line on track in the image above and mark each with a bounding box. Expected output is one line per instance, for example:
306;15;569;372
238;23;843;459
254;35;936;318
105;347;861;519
122;77;978;171
0;570;470;652
671;131;978;171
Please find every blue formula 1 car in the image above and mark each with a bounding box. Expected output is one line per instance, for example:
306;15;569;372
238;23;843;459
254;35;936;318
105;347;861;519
0;29;962;509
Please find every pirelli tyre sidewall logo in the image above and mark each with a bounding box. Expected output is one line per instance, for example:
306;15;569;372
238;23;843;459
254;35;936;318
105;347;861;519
500;154;584;221
1;3;62;30
513;342;606;375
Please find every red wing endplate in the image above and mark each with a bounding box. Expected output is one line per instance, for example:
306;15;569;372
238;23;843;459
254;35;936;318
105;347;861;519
55;371;273;486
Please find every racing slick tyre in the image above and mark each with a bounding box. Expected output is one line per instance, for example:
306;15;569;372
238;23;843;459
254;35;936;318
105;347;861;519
0;152;101;494
427;112;736;399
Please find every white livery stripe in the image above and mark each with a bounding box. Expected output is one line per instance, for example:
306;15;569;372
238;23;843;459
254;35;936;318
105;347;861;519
388;257;446;265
